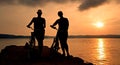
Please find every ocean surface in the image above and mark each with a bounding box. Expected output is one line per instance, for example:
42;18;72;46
0;38;120;65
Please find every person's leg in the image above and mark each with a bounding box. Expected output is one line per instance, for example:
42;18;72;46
35;31;44;56
60;32;70;56
37;39;43;56
58;34;65;56
64;39;70;56
61;38;70;56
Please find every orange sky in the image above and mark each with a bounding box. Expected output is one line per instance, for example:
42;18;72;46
0;0;120;35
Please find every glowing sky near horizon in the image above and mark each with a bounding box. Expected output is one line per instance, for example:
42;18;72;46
0;0;120;35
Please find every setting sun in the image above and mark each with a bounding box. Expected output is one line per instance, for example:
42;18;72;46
94;21;104;28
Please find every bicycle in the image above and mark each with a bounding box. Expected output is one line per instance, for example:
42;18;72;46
25;27;35;49
50;25;60;52
24;27;37;59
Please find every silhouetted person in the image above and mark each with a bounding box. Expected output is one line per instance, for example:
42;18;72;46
27;9;46;56
50;11;70;57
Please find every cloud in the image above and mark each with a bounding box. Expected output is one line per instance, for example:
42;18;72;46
79;0;108;11
18;0;45;6
0;0;119;11
116;0;120;3
0;0;17;5
0;0;73;6
18;0;75;6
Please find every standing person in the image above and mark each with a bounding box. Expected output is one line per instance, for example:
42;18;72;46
50;11;70;57
27;9;46;56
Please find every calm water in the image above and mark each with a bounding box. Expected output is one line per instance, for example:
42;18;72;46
0;38;120;65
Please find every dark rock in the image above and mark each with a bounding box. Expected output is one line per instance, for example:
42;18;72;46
0;45;94;65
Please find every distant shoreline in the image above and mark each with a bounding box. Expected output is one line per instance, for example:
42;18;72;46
1;34;120;38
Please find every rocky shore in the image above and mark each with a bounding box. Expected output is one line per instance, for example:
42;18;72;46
0;45;93;65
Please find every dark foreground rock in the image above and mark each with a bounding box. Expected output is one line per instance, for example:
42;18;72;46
0;45;93;65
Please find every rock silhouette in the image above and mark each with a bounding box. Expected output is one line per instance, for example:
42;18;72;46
0;45;93;65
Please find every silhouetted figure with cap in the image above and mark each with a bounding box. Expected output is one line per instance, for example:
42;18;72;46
27;9;46;57
50;11;70;57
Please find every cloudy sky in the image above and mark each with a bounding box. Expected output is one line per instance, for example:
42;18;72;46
0;0;120;35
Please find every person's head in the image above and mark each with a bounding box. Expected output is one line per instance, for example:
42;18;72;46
37;9;42;16
58;11;63;17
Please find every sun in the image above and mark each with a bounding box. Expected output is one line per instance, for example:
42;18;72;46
94;21;104;28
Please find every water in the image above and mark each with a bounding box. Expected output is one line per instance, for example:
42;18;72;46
0;38;120;65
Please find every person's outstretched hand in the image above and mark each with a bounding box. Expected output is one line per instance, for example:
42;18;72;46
50;25;57;29
27;25;30;28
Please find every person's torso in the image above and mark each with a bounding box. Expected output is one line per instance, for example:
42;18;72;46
57;18;69;32
33;17;45;30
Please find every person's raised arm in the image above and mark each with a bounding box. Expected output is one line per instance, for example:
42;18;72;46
50;20;58;29
27;18;34;28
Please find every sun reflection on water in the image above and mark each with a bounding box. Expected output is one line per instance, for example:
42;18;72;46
97;38;106;65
